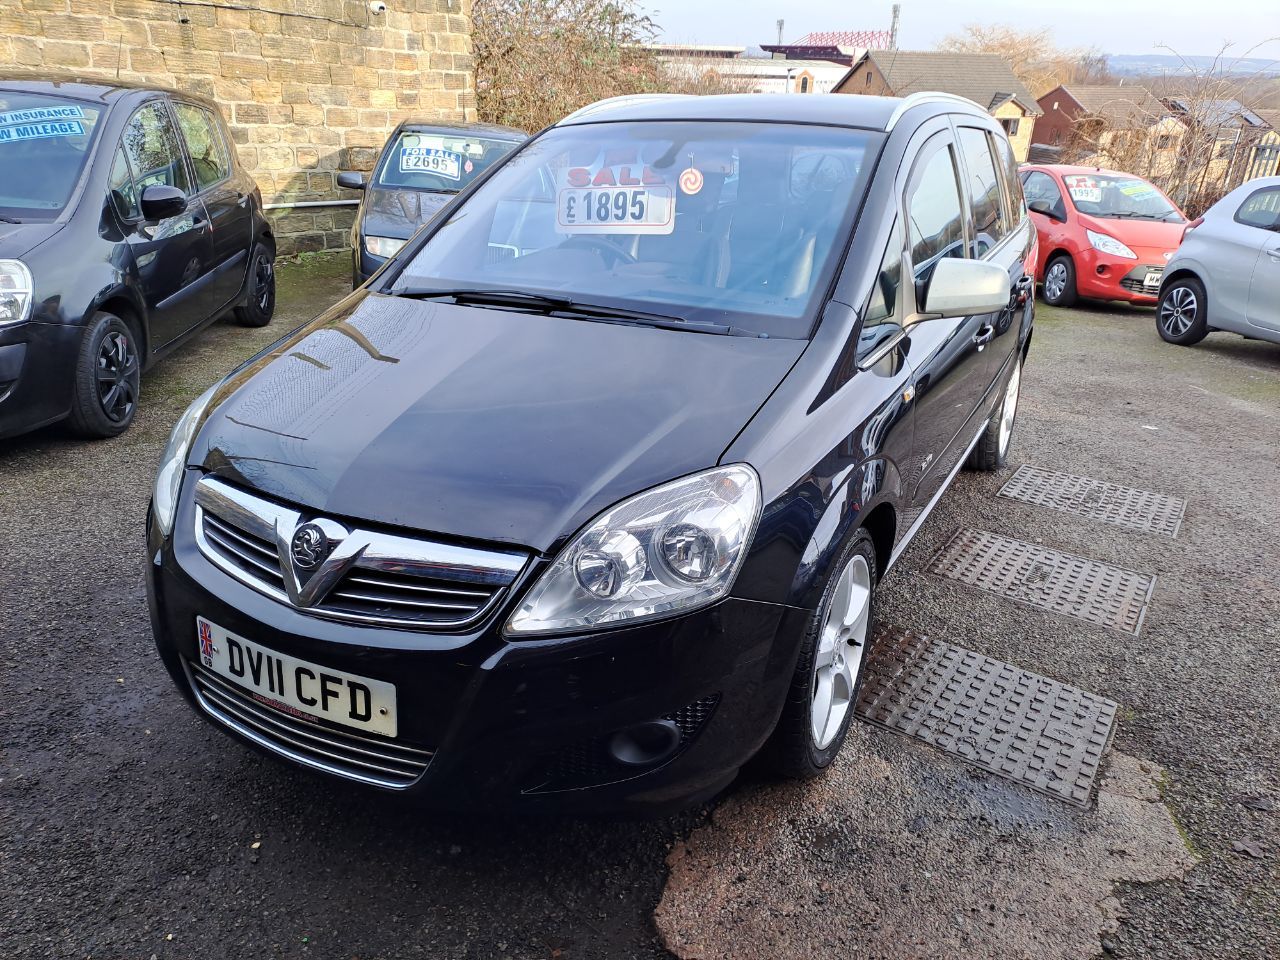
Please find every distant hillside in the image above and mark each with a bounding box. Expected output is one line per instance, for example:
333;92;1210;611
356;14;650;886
1107;54;1280;77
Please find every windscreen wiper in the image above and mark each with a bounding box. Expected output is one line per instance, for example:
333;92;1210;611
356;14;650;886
393;287;735;335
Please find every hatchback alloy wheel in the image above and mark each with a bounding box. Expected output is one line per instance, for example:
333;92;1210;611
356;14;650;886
810;552;872;749
1044;261;1068;302
1160;285;1198;337
97;330;138;424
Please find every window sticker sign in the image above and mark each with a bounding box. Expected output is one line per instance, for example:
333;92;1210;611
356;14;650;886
1063;175;1102;204
0;104;84;127
399;146;462;180
0;119;84;144
555;155;675;235
1119;181;1159;201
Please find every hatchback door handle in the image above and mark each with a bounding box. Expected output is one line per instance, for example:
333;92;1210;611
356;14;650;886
1269;247;1280;261
973;324;995;350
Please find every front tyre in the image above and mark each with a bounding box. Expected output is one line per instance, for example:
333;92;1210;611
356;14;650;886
968;355;1022;471
68;312;140;438
234;241;275;328
1156;277;1208;346
1042;255;1078;307
757;529;878;779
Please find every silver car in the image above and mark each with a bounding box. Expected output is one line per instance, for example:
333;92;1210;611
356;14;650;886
1157;176;1280;346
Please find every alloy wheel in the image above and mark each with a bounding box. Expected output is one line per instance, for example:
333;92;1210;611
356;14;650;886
810;553;872;749
253;252;274;311
998;361;1022;457
1160;286;1197;336
97;330;138;423
1044;262;1067;302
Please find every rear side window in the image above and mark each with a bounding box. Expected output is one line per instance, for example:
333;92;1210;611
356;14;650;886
119;101;191;196
956;127;1007;256
173;101;231;190
1235;186;1280;231
992;133;1024;227
905;136;967;290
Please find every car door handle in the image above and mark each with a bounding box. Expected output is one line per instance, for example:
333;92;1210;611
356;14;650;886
973;324;995;350
1269;246;1280;261
1014;275;1034;305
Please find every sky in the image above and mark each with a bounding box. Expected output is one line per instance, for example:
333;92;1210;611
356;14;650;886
641;0;1280;60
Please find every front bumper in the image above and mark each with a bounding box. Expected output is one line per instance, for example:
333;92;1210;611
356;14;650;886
0;320;81;439
146;494;805;815
1073;247;1173;304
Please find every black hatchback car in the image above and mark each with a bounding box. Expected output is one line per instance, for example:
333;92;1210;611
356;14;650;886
0;78;274;440
148;92;1034;815
338;120;525;287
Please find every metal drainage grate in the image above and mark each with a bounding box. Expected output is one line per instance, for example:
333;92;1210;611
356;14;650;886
927;527;1156;636
998;465;1186;538
856;630;1117;808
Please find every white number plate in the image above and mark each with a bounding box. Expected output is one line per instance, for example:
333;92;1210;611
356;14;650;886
1144;271;1162;287
556;187;674;235
196;618;397;737
399;147;461;180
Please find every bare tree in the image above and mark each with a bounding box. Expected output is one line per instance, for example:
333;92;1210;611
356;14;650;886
472;0;743;133
939;24;1112;97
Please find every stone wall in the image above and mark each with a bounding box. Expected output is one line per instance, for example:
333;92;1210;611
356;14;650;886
0;0;474;254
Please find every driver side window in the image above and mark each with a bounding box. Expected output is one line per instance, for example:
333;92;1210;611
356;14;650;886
1022;171;1064;220
905;137;967;299
119;102;191;198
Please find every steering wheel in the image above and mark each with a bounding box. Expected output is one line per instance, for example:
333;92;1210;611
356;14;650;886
562;236;639;267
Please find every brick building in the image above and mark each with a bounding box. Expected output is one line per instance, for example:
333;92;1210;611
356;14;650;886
0;0;474;254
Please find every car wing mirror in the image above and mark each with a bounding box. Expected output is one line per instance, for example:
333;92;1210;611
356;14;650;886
337;171;367;190
1027;199;1062;221
918;258;1010;319
139;184;188;222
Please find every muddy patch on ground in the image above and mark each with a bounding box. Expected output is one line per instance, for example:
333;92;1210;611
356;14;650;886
656;727;1195;959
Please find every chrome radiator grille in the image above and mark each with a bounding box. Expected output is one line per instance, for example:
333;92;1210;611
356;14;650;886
188;662;433;788
193;476;526;629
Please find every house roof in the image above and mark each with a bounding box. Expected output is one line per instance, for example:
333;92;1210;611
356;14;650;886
1256;108;1280;130
1049;84;1167;127
1165;97;1267;129
842;51;1042;116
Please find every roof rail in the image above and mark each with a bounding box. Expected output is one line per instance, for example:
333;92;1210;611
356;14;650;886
560;93;693;124
885;91;987;131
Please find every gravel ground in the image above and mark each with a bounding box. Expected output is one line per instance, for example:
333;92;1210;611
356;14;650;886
1;258;1277;959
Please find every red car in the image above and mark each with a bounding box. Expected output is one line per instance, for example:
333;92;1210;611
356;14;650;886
1019;164;1188;307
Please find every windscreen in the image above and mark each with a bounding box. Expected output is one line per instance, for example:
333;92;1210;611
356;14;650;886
1062;173;1183;222
395;120;880;337
377;130;520;193
0;91;103;221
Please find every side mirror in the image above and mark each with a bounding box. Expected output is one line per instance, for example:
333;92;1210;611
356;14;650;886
1028;199;1062;221
336;171;366;190
139;184;188;222
920;258;1010;318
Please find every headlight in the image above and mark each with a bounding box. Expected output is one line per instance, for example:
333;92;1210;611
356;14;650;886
1086;229;1137;260
506;465;761;636
364;235;406;259
152;384;219;536
0;259;34;325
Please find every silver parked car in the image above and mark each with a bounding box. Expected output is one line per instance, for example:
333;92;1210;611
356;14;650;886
1157;176;1280;346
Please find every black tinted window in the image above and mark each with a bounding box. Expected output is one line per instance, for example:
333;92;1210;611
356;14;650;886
858;219;904;362
906;138;966;288
120;102;190;196
957;127;1007;256
1236;187;1280;230
173;102;231;190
